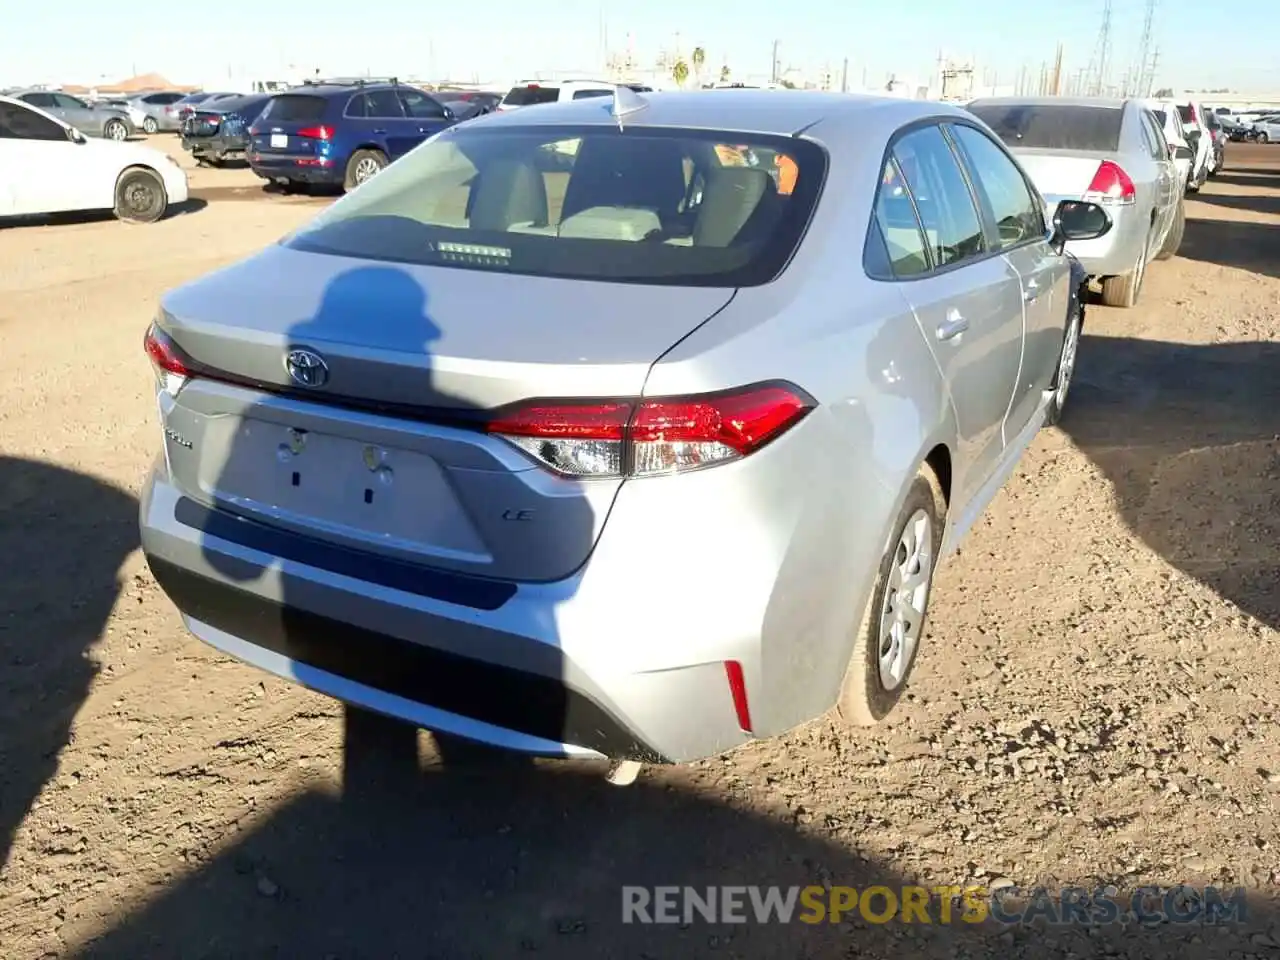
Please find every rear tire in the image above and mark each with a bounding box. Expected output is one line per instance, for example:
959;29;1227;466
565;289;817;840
113;167;168;224
344;149;387;191
1260;132;1270;144
835;467;946;727
143;117;158;135
104;119;128;142
1156;202;1185;261
1100;243;1147;308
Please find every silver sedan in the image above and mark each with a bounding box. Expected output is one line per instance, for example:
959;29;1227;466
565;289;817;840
138;90;1112;765
968;96;1187;308
11;90;135;141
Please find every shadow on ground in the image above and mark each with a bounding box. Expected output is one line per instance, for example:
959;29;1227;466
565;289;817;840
0;458;139;870
1191;192;1280;217
67;752;1280;958
1178;216;1280;278
1063;332;1280;632
0;199;207;229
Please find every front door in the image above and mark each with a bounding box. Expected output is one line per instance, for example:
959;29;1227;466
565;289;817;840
359;88;413;160
397;88;452;151
945;121;1068;436
885;125;1025;505
0;100;93;215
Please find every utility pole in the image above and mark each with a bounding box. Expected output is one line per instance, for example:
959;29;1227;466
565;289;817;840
1143;46;1160;97
841;57;849;93
1085;0;1113;96
1134;0;1156;99
771;40;780;84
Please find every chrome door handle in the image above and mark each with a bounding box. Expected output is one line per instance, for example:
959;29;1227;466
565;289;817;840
936;309;969;341
1023;278;1039;303
372;127;386;134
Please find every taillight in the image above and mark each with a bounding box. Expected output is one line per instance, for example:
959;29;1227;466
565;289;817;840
485;382;814;479
1084;160;1136;205
144;322;195;396
297;125;332;140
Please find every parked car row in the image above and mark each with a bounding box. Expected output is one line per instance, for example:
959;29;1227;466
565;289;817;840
965;93;1212;308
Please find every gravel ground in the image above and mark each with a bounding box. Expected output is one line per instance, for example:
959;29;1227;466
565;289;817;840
1;140;1277;960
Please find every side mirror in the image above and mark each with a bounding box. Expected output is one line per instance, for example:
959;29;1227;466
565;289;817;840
1172;145;1193;160
66;126;86;144
1050;199;1112;252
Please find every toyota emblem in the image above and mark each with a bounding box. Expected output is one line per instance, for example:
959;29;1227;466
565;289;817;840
285;347;329;388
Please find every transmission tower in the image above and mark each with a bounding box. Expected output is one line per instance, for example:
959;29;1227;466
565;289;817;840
1084;0;1113;96
1133;0;1156;98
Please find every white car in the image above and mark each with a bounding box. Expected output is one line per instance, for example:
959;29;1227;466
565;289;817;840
1250;115;1280;143
1144;98;1196;192
0;95;189;223
497;79;652;110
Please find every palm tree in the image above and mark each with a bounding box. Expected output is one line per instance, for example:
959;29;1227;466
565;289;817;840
672;59;690;89
719;64;731;83
691;47;706;88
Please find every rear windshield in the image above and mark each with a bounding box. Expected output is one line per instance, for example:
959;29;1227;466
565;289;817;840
284;124;827;287
1177;105;1195;123
967;103;1124;151
259;94;327;123
502;86;559;106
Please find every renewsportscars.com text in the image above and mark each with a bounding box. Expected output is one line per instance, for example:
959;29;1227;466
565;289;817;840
621;885;1248;926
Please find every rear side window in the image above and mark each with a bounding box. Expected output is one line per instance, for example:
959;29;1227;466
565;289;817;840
21;93;56;108
891;126;986;268
869;157;931;278
572;89;612;100
260;95;327;123
283;124;827;287
502;85;559;106
967;103;1124;151
1177;105;1194;124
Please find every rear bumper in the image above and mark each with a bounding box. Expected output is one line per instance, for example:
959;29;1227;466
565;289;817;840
140;463;756;763
184;133;249;157
140;396;892;764
1057;201;1149;278
248;154;343;184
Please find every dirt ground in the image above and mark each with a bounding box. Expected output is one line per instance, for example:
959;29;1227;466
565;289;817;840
1;138;1277;960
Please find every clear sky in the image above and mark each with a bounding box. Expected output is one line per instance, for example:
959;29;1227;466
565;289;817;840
3;0;1276;93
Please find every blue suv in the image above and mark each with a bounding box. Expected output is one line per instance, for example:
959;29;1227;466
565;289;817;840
247;78;457;192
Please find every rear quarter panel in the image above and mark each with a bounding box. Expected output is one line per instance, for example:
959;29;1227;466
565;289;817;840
641;121;959;735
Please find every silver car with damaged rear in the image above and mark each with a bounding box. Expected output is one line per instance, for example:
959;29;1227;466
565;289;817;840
139;88;1112;764
967;96;1186;308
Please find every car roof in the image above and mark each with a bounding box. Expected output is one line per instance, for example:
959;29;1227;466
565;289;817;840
473;89;968;137
283;83;400;96
968;95;1130;110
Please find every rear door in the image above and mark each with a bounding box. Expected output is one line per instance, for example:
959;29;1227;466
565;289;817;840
53;94;96;134
887;124;1025;505
946;121;1065;437
397;88;452;147
1137;107;1177;244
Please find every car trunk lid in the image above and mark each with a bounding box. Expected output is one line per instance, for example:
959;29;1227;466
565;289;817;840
155;245;735;582
1008;149;1118;206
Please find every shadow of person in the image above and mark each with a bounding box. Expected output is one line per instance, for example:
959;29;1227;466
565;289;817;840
67;759;1280;958
169;263;603;801
1061;333;1280;631
0;458;138;869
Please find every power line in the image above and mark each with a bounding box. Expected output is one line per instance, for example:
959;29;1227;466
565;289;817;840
1084;0;1113;96
1133;0;1156;97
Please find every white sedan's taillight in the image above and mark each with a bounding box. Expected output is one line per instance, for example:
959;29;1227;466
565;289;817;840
485;383;814;479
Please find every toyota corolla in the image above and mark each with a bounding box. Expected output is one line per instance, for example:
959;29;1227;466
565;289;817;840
139;89;1111;764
